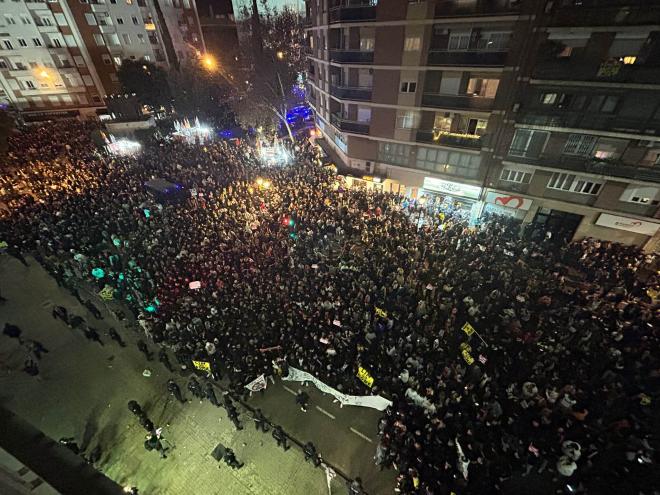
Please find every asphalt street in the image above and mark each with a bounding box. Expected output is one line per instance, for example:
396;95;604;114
0;255;396;494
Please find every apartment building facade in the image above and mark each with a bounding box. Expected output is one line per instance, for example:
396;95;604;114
305;0;660;250
0;0;204;117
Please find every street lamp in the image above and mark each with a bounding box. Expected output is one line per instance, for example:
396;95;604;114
201;54;216;71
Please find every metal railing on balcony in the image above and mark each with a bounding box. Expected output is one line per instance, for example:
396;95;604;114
329;49;374;64
434;0;520;17
427;49;508;66
416;129;483;149
329;85;372;101
533;59;660;85
548;1;660;27
507;154;660;183
421;93;495;111
329;1;377;23
518;112;660;136
331;113;370;134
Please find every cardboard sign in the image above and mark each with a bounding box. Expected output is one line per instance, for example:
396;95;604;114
332;320;342;327
374;307;388;318
462;322;475;336
98;286;114;301
192;360;211;372
356;366;374;388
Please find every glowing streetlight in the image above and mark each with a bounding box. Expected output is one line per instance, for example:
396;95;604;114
276;51;285;60
39;70;50;79
201;54;217;71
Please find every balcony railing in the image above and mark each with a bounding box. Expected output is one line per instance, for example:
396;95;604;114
507;154;660;184
548;1;660;27
329;49;374;64
421;93;495;111
329;2;377;23
330;85;372;101
427;49;508;66
331;113;370;134
434;0;520;17
416;130;483;149
518;112;660;136
533;59;660;85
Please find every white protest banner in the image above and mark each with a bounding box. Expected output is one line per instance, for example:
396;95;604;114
245;374;267;392
456;437;470;480
283;366;391;411
189;281;201;289
324;465;336;495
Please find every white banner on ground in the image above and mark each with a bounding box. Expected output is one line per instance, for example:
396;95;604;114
245;374;267;392
283;366;392;411
324;465;336;495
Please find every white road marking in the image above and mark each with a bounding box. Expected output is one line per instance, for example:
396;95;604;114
282;385;297;396
349;427;373;443
41;300;53;308
315;406;336;420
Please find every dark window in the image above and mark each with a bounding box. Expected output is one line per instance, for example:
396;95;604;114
601;96;619;113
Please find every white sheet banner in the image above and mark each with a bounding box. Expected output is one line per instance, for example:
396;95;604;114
283;366;392;411
245;374;267;392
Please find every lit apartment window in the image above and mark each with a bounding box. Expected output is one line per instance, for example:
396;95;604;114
400;81;417;93
547;173;602;195
563;134;597;156
622;56;636;65
396;110;419;129
500;168;532;183
509;129;549;158
404;36;421;51
105;33;120;46
541;93;557;105
113;56;122;66
620;185;660;205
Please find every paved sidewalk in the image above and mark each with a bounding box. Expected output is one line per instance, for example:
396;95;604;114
0;255;395;494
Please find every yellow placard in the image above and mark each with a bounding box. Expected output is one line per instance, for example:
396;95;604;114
98;286;114;301
374;307;388;318
462;322;475;336
461;349;475;365
192;360;211;372
356;366;374;388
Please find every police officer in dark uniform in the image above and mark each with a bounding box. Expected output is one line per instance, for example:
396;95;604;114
205;382;220;407
83;326;104;346
253;408;269;432
227;404;243;430
272;425;290;451
222;448;244;469
109;328;126;347
222;392;234;410
296;389;310;412
140;415;155;434
167;379;186;403
188;377;204;401
137;340;153;361
303;441;321;467
127;400;143;417
84;300;103;320
158;348;173;372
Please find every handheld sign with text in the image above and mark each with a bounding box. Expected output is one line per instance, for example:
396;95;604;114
357;366;374;388
462;322;475;336
374;307;388;318
192;360;211;373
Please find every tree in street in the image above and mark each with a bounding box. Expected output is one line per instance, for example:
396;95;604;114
234;1;306;137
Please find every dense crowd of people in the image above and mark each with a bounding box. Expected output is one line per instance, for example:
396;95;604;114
1;119;658;494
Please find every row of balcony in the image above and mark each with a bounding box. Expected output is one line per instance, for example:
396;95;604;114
318;0;520;25
330;113;370;134
329;84;372;101
547;0;660;27
533;59;660;85
324;48;507;67
519;112;660;136
507;154;660;183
